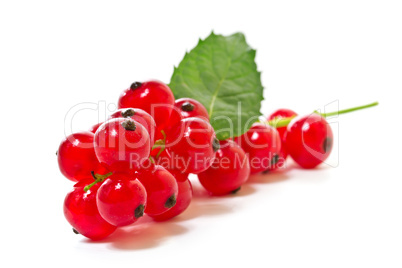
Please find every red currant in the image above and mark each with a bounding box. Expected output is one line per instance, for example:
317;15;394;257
150;170;192;221
168;98;209;129
268;109;298;140
266;109;298;171
96;173;147;227
109;108;156;145
63;177;117;240
285;114;333;169
165;118;219;174
235;123;281;174
137;161;179;216
57;131;104;182
198;140;250;195
118;80;175;130
94;118;151;173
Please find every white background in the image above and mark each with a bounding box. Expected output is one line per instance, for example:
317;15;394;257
1;1;401;267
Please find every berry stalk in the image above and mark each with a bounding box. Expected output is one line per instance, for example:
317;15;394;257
151;130;166;159
268;101;379;128
84;171;113;192
315;101;379;118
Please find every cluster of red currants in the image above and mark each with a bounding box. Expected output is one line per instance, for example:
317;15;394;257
57;80;334;240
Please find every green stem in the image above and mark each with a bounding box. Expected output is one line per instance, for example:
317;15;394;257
151;130;167;159
149;156;155;164
315;101;378;118
84;171;113;192
268;116;296;128
268;101;379;128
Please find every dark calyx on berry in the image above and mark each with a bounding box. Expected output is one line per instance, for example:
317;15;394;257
134;204;145;218
231;187;241;194
165;195;177;208
72;228;79;234
271;154;279;165
122;120;137;131
181;102;195;112
122;109;136;118
323;137;333;153
130;82;142;90
212;138;220;152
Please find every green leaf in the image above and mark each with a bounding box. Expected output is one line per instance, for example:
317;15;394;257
169;32;263;140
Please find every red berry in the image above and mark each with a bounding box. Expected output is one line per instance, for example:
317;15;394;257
268;108;298;140
150;170;192;221
63;178;117;240
168;98;209;128
166;118;219;174
89;122;103;134
118;80;175;130
96;173;147;227
266;108;298;171
109;108;156;145
235;123;281;174
285;114;333;169
137;162;179;216
198;140;250;195
94;118;151;173
57;131;104;182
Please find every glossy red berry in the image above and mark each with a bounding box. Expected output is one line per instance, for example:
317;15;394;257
96;174;147;227
109;108;156;145
268;108;298;140
94;118;151;173
118;80;175;130
168;98;209;128
285;114;333;169
137;162;179;216
198;140;250;195
266;108;298;171
235;123;281;174
150;170;192;221
166;118;219;174
57;131;104;182
63;178;117;240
